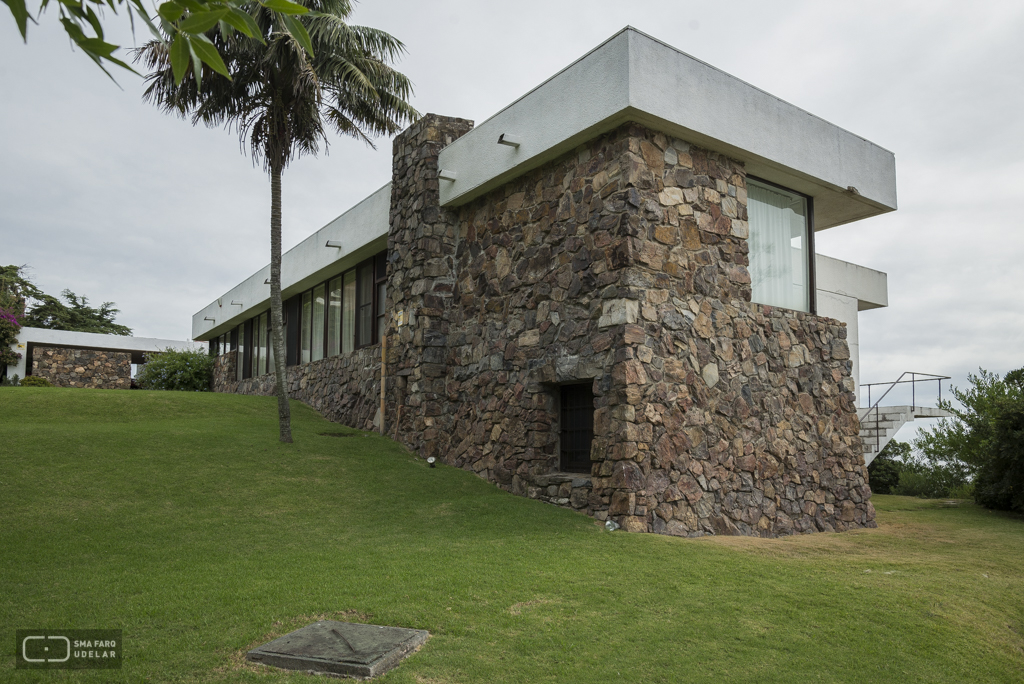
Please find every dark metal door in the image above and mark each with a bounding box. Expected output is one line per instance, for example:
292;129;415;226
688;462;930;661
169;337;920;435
560;384;594;473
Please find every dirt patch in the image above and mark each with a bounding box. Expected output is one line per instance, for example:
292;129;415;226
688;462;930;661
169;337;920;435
509;598;551;616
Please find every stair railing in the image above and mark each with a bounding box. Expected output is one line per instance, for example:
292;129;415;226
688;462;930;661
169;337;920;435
860;372;950;452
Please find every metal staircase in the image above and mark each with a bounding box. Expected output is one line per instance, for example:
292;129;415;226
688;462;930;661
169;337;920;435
858;373;952;467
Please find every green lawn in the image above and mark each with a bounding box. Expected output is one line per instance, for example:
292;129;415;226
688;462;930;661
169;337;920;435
2;388;1023;683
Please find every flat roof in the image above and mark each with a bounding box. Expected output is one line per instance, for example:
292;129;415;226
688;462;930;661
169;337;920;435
193;28;898;341
192;184;390;340
438;27;897;229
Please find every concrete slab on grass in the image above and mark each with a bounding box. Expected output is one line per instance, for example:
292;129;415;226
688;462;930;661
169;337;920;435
245;620;429;678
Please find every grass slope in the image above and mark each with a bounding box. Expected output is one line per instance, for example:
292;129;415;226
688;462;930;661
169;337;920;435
1;388;1023;683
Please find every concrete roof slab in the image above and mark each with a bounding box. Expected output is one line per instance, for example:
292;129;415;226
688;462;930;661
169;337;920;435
438;27;897;229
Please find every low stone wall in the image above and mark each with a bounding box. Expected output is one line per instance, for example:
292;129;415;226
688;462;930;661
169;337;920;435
32;346;131;389
213;345;382;432
212;350;238;392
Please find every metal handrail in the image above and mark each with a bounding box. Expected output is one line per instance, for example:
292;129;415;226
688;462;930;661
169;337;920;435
860;372;950;452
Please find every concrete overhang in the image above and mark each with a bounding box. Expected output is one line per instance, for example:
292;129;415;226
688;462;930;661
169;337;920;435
191;183;390;341
815;254;888;310
437;27;897;230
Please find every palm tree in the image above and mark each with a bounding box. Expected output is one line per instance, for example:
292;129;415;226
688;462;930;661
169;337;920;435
136;0;418;442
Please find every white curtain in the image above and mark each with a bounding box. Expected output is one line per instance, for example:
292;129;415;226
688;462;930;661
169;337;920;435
748;181;808;311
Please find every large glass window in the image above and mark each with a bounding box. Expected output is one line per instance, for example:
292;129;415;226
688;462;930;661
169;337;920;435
276;250;387;365
301;291;312;364
342;270;356;354
375;252;387;342
357;261;374;347
747;179;811;312
327;276;342;357
267;316;275;372
312;284;325;362
236;324;245;381
258;312;268;376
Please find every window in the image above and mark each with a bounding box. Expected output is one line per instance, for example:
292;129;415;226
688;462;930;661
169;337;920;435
312;284;325;362
236;324;245;381
300;291;312;364
258;312;268;376
327;276;342;357
747;178;813;313
357;259;374;347
342;270;356;354
274;250;386;365
375;252;387;342
560;384;594;473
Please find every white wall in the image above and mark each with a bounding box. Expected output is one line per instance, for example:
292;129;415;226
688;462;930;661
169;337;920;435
815;254;888;405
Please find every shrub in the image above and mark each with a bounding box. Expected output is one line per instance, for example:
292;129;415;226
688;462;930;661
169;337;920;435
868;438;973;499
866;440;910;494
1;373;20;387
915;367;1024;512
20;375;52;387
136;348;213;392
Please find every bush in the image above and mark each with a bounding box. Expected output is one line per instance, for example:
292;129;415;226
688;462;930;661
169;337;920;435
915;367;1024;513
20;375;52;387
136;348;213;392
1;373;20;387
866;440;910;494
868;438;973;499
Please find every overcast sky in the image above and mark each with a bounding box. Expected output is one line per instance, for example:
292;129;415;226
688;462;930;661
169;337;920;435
2;0;1022;428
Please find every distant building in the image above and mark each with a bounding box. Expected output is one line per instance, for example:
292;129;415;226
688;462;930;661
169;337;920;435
194;28;896;537
5;327;201;389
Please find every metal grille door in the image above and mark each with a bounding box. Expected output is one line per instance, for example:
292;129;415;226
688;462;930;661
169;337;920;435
560;384;594;473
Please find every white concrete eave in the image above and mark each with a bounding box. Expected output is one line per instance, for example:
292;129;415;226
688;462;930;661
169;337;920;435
437;27;897;230
815;254;888;310
191;183;391;341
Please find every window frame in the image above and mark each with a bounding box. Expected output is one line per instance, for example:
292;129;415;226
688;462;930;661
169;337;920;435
274;250;387;365
746;175;817;315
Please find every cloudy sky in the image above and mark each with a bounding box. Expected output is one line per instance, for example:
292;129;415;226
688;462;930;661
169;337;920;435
2;0;1022;428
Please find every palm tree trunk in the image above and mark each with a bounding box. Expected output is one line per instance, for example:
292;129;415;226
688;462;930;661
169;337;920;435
270;161;293;443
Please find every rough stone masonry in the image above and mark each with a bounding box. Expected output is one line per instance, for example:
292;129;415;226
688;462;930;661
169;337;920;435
32;346;131;389
216;114;875;538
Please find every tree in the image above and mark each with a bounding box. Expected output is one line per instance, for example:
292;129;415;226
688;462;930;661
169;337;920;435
0;265;132;335
915;368;1024;512
4;0;310;84
135;0;417;442
867;440;911;495
0;264;43;314
24;290;132;335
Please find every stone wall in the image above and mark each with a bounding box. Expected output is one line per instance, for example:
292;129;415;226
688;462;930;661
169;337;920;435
385;115;476;458
213;344;382;432
212;350;238;392
216;115;874;538
32;346;131;389
394;120;873;537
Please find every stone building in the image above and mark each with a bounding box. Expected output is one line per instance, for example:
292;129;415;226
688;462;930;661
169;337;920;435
5;327;204;388
193;28;896;537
